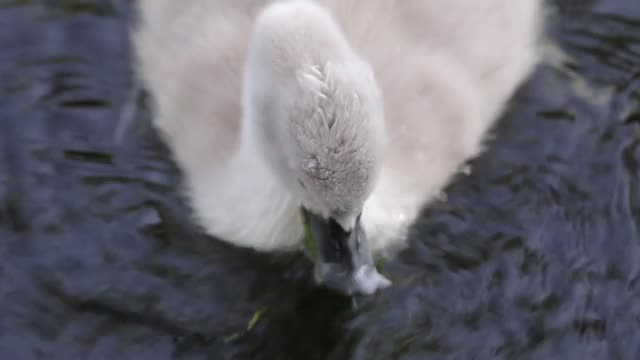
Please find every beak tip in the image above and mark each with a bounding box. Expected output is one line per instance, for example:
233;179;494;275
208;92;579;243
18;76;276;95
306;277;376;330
314;263;391;296
352;265;392;295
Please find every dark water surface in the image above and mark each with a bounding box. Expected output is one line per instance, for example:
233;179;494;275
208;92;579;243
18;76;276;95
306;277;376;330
1;0;640;359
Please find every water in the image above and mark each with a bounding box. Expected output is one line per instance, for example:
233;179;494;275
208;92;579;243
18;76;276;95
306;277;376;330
1;0;639;359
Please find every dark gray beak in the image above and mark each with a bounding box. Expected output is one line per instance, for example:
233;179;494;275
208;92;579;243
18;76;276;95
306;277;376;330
301;208;391;296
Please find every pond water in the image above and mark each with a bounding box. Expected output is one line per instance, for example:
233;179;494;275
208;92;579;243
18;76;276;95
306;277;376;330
1;0;639;359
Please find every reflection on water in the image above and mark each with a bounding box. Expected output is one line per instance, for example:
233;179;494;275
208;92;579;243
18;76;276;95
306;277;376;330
1;0;639;359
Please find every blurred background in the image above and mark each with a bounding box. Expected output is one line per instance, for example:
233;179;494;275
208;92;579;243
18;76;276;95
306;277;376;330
1;0;639;359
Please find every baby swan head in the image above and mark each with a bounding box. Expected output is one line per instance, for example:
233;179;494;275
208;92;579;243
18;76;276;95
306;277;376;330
243;1;390;295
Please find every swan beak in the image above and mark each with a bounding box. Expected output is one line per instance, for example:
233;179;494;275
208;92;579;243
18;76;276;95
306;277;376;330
302;209;391;296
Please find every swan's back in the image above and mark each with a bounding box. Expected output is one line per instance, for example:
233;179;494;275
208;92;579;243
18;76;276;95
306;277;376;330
134;0;541;252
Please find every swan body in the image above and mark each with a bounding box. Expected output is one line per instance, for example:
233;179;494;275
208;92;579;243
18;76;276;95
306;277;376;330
132;0;541;294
